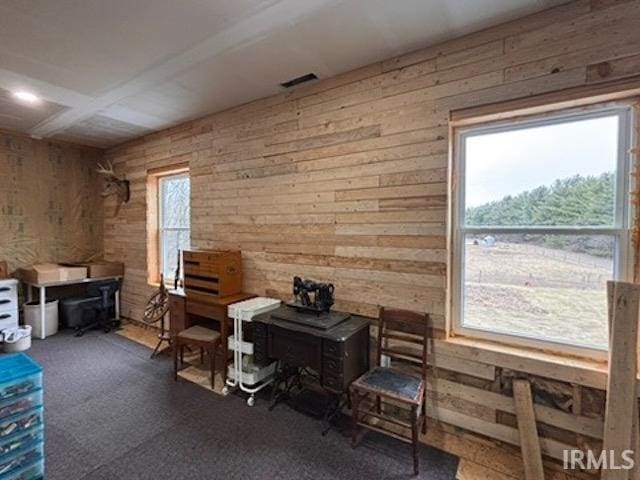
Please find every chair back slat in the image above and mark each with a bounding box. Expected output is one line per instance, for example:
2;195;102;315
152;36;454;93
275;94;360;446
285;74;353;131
377;307;429;381
381;347;423;365
384;318;426;336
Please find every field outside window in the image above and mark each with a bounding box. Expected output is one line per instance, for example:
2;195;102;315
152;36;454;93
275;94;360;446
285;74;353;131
453;106;633;352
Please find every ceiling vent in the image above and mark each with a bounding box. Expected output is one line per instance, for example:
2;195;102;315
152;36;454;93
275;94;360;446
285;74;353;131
280;73;318;89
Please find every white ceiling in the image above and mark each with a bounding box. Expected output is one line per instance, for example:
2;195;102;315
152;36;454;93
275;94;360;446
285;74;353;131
0;0;564;148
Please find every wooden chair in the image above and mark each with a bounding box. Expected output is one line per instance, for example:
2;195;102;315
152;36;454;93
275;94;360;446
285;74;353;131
173;325;221;389
350;307;429;476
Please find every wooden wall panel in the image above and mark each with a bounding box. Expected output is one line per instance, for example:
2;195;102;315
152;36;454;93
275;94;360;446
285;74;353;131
104;0;640;466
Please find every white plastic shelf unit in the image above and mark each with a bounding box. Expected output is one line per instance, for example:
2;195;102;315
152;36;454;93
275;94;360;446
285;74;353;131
0;279;19;334
224;297;281;406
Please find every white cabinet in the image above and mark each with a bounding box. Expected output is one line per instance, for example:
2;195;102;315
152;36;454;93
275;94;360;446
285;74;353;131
0;279;19;333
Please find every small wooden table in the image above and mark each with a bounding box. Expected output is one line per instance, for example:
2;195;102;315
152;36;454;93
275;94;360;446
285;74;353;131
168;289;255;385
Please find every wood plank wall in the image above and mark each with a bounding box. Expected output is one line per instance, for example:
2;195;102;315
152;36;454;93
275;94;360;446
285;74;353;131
104;0;640;473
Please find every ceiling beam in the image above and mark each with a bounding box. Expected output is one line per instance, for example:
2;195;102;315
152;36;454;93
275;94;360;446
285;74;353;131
29;0;340;140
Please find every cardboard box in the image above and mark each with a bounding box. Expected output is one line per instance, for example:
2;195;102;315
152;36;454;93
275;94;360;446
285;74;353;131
19;263;87;284
65;261;124;278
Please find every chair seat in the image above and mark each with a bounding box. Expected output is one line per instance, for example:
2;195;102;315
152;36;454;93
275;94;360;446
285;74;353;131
177;325;220;343
353;367;424;404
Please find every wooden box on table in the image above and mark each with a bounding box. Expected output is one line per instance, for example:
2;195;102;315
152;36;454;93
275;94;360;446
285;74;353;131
182;250;242;303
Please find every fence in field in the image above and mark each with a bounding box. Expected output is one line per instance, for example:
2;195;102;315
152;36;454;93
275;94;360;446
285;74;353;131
466;241;611;290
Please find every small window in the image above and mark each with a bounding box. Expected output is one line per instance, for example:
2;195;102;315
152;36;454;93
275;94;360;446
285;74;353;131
159;173;191;280
452;104;634;353
147;167;190;285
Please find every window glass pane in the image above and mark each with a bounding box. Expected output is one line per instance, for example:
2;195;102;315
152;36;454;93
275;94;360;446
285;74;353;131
161;229;191;280
462;233;614;350
464;115;619;227
161;175;190;228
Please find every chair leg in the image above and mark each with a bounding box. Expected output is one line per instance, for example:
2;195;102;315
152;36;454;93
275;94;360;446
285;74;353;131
180;344;185;364
412;405;419;476
173;341;179;381
351;389;360;448
421;401;427;435
210;345;216;390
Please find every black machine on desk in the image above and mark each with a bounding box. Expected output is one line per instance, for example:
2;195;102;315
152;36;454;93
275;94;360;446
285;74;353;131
290;276;334;313
276;277;350;330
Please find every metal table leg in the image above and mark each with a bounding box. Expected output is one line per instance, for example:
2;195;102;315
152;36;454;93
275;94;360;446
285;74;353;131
115;288;120;320
39;286;46;340
321;393;346;436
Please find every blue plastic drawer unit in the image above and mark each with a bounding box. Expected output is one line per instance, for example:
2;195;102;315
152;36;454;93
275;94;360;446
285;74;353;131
0;354;43;480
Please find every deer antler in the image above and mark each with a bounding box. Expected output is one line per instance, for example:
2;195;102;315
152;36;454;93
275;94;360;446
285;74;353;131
96;160;117;179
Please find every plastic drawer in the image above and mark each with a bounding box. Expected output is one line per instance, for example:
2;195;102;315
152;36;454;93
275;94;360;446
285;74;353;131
3;460;43;480
0;378;40;405
0;442;43;479
0;409;43;443
0;391;43;423
0;428;43;459
0;355;42;404
227;361;275;386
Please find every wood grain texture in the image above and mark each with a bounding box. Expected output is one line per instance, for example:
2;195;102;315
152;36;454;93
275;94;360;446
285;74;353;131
102;0;640;461
602;281;640;480
513;380;546;480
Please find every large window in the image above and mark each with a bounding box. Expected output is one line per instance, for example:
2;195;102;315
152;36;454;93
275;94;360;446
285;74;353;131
452;104;633;353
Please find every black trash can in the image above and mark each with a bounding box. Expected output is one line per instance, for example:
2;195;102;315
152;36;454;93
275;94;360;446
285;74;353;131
59;297;100;329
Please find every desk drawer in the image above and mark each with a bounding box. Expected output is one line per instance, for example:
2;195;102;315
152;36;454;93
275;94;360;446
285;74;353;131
322;373;345;393
186;300;225;320
322;356;343;376
323;339;344;359
269;326;321;371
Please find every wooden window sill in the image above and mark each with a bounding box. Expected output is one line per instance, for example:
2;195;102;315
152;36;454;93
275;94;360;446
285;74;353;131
440;336;612;391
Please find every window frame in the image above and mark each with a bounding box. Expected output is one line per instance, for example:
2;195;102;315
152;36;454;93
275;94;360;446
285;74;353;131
146;164;190;286
158;172;191;282
450;102;635;357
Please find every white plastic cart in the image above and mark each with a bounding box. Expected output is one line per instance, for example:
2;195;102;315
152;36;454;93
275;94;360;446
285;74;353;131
223;297;281;406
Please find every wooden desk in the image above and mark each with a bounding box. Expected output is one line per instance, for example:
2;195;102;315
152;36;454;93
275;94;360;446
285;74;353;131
169;289;255;384
252;306;370;394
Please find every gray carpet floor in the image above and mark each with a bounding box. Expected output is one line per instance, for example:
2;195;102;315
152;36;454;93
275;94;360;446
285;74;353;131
27;330;458;480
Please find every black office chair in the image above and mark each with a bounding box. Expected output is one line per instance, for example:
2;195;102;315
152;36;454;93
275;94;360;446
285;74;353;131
75;280;120;337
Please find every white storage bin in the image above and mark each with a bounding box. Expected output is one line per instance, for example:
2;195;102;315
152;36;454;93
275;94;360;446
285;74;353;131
1;327;32;353
23;300;59;339
226;361;276;387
